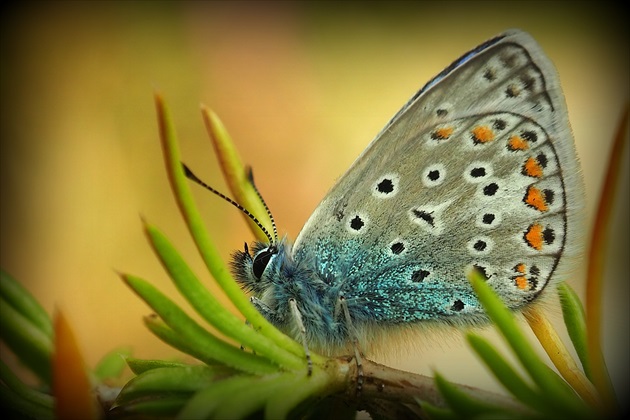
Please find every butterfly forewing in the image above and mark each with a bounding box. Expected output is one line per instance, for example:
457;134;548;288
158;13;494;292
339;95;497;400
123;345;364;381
291;30;583;322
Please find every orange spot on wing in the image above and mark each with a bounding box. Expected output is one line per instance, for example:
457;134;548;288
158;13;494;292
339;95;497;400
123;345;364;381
523;157;544;178
471;125;494;143
525;223;544;250
515;276;529;290
432;127;454;140
524;185;548;212
515;263;526;273
508;135;529;151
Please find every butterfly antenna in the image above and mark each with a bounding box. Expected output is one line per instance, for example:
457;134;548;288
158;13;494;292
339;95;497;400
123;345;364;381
182;163;275;245
246;166;278;242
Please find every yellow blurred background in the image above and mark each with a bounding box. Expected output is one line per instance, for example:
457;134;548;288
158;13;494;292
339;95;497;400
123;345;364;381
1;1;628;401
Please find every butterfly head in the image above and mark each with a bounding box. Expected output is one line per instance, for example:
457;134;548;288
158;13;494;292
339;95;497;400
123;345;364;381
231;240;287;294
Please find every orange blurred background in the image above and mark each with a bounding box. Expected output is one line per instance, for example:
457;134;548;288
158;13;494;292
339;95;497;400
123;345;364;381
1;2;628;400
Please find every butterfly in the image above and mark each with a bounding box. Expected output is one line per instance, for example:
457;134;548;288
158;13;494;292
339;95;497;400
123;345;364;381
187;29;583;361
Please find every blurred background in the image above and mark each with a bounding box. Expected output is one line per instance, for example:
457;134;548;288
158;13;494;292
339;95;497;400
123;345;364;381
1;1;628;401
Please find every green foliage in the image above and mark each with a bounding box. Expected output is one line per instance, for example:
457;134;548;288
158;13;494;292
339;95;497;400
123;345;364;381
422;271;606;419
0;269;53;386
557;282;590;379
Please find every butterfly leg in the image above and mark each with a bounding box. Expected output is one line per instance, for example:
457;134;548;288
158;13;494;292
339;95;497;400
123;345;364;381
288;298;313;376
339;296;364;395
250;296;277;319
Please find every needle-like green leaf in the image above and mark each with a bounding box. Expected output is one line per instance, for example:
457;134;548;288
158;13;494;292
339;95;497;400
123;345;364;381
0;270;53;338
0;297;52;385
557;282;590;379
122;273;277;375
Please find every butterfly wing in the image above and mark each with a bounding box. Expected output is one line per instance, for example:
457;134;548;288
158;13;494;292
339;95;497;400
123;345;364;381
291;29;583;323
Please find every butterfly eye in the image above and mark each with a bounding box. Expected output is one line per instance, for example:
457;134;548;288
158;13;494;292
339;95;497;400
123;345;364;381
252;246;277;280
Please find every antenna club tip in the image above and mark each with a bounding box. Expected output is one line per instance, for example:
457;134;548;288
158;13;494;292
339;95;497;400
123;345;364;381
181;162;196;180
246;166;255;183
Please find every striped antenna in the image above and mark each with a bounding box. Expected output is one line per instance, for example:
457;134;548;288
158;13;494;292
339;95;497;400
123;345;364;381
246;166;278;242
182;163;275;245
